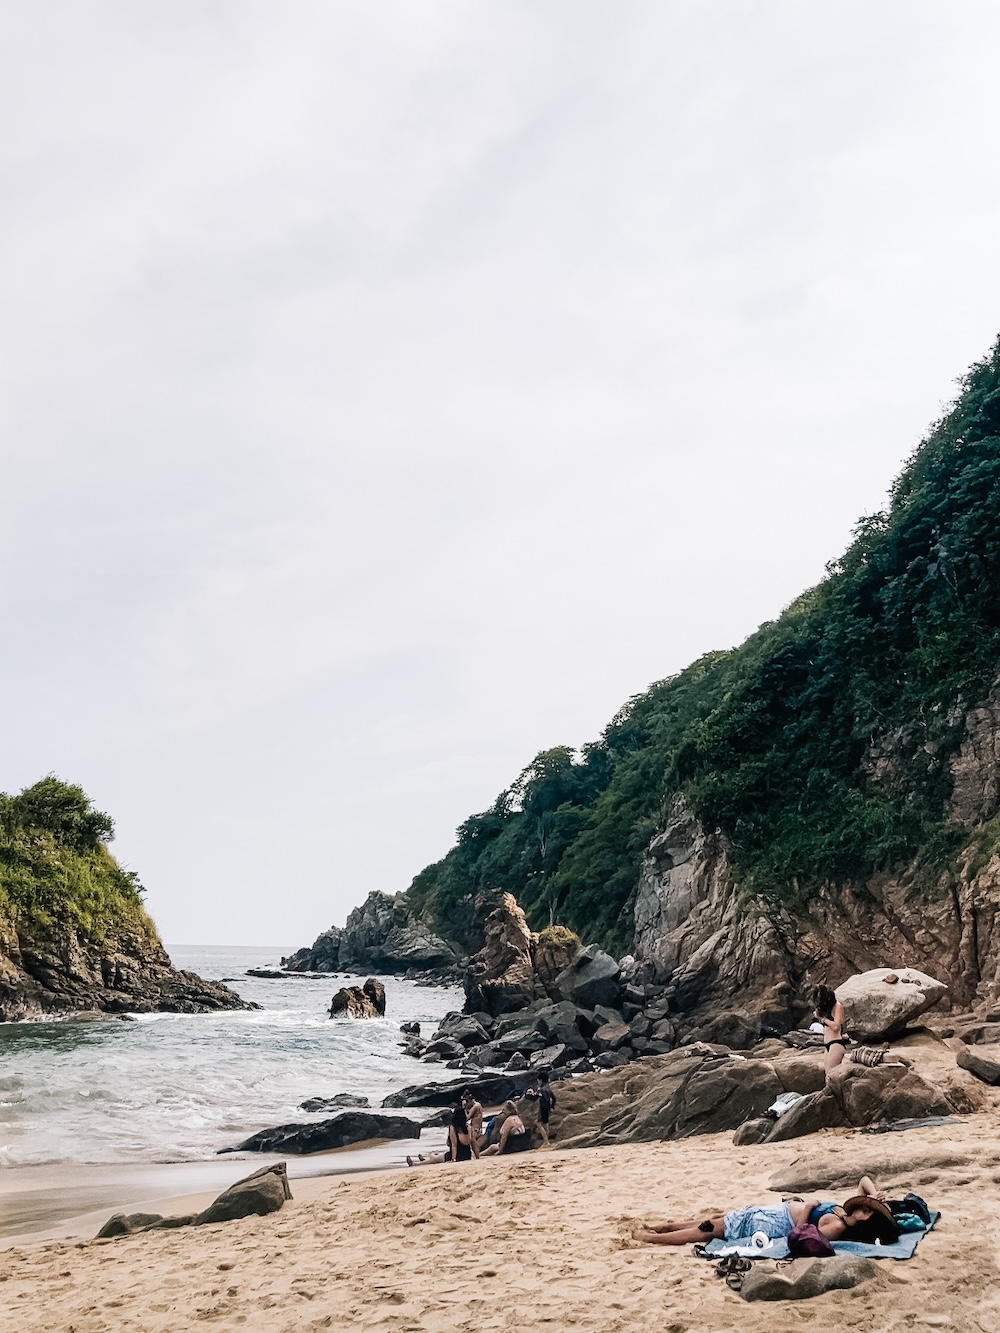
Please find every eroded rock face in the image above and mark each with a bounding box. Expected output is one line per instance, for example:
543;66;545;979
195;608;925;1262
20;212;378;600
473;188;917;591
948;678;1000;826
0;910;250;1022
836;968;948;1041
633;762;1000;1027
464;893;537;1016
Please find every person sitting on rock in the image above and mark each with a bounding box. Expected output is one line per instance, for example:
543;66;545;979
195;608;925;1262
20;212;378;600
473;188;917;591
406;1099;479;1167
480;1101;533;1155
812;984;848;1075
632;1175;898;1246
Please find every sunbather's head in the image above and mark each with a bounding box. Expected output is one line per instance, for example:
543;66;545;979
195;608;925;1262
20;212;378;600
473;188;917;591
811;985;837;1020
841;1196;900;1244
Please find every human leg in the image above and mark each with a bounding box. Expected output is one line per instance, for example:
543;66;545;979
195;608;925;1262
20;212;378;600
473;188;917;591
633;1218;725;1246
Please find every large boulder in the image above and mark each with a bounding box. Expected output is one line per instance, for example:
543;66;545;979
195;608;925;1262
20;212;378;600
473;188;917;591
835;967;947;1041
756;1060;953;1144
956;1043;1000;1084
196;1161;292;1223
96;1163;292;1237
463;893;536;1016
762;1088;849;1141
533;1000;590;1053
329;977;386;1019
590;1017;631;1054
740;1256;878;1302
382;1070;548;1109
555;944;622;1010
219;1111;420;1154
431;1013;491;1047
834;1061;951;1123
555;1050;786;1145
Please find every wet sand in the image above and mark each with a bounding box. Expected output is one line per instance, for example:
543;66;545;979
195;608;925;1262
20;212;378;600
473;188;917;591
0;1129;445;1246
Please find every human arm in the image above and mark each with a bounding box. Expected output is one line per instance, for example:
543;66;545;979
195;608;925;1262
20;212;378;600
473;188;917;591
858;1175;886;1201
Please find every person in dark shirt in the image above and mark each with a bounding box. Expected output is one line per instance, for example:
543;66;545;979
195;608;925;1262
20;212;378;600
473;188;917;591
532;1070;556;1143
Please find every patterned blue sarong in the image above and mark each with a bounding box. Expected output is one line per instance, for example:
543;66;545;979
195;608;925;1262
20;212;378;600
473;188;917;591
723;1202;794;1241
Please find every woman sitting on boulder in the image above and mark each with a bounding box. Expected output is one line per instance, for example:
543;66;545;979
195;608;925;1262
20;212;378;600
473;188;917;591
480;1101;533;1156
633;1175;898;1246
812;983;848;1075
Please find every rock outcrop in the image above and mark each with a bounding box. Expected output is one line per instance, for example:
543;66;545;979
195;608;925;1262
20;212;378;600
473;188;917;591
463;894;537;1016
329;977;386;1019
740;1256;878;1303
96;1163;292;1237
0;908;249;1022
282;891;458;977
219;1111;421;1154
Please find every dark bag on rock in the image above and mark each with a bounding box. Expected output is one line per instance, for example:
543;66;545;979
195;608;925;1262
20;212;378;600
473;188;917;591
786;1222;836;1258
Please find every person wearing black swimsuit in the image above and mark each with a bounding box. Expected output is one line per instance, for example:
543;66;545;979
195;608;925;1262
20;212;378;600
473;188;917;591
811;984;847;1076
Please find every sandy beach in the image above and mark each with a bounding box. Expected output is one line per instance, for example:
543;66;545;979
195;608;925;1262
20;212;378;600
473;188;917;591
3;1102;999;1332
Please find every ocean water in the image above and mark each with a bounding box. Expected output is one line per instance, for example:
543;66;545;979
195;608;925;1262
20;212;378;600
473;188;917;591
0;944;464;1169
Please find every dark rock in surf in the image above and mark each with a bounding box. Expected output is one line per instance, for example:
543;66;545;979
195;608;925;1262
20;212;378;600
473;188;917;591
299;1093;370;1112
329;977;386;1019
219;1111;421;1154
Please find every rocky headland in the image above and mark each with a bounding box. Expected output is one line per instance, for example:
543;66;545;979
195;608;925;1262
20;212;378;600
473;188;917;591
0;778;248;1021
281;889;460;980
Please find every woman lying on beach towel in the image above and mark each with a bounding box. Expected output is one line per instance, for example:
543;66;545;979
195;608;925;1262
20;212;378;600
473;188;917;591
632;1175;899;1246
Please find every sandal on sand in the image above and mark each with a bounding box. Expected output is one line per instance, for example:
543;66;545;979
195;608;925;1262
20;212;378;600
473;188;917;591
725;1271;745;1291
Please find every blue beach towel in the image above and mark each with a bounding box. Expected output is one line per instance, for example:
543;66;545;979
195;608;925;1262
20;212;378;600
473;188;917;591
702;1211;940;1263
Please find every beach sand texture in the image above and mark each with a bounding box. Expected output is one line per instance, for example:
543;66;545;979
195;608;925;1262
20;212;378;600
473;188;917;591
2;1110;999;1333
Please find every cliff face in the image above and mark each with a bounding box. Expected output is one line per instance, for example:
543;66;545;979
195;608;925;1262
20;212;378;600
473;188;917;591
0;903;247;1022
633;677;1000;1024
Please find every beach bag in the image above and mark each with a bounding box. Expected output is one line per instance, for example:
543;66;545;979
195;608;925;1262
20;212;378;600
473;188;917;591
889;1192;932;1226
786;1223;836;1258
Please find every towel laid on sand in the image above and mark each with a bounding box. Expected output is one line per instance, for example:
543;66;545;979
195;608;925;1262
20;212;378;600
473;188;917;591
702;1212;940;1262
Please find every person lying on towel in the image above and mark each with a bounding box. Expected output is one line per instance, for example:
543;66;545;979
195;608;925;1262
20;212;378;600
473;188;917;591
632;1175;899;1246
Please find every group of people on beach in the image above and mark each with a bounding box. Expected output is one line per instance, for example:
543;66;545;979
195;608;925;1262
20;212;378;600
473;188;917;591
407;1071;555;1166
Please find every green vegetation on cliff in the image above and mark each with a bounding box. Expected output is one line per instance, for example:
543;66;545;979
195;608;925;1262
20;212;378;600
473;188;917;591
408;337;1000;953
0;777;152;943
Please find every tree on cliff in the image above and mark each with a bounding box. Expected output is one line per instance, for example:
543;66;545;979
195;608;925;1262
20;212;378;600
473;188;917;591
408;336;1000;954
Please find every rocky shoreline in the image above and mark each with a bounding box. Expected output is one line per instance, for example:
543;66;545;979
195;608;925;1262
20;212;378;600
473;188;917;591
0;919;250;1022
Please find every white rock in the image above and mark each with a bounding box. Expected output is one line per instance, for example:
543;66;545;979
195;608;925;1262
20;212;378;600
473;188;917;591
836;967;948;1041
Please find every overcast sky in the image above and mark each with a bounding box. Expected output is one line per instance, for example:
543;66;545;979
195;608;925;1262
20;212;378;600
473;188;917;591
3;2;1000;950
